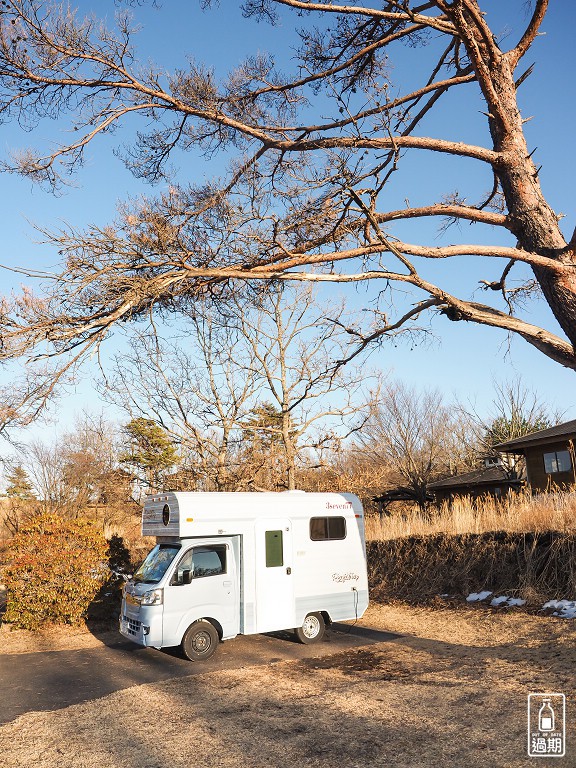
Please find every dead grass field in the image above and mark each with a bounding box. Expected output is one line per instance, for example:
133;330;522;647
365;491;576;541
1;602;574;768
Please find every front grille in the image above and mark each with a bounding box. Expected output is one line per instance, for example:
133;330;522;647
122;615;141;636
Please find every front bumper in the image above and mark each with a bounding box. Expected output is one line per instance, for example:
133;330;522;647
119;601;163;647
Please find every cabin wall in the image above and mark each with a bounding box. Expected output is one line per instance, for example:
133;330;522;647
524;440;576;492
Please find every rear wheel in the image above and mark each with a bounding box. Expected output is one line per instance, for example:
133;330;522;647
294;612;325;644
181;620;219;661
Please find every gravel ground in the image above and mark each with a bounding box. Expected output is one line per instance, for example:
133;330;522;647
0;602;574;768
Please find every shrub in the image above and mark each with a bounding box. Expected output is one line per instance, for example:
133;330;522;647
3;513;109;630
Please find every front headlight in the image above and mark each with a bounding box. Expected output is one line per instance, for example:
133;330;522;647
140;588;163;606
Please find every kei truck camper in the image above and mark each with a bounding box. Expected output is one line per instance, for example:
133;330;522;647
119;491;369;660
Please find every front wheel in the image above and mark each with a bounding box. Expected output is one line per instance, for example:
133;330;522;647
181;620;219;661
294;612;326;644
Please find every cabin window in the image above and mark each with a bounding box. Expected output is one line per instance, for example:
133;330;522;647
172;546;226;584
193;546;226;578
543;450;572;474
265;530;284;567
310;516;347;541
134;543;181;585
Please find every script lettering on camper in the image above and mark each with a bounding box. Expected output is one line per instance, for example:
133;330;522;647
332;572;360;583
325;501;353;510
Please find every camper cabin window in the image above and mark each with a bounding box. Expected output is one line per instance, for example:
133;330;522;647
134;544;180;585
310;517;347;541
543;450;572;474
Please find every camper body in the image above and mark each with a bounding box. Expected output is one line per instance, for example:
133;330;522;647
119;491;369;659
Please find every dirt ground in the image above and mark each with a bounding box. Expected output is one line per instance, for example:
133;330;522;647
0;602;574;768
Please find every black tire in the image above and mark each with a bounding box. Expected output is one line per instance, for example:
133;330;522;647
294;612;326;644
181;620;219;661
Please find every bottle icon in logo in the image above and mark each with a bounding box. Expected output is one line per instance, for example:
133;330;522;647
538;699;555;732
528;693;565;757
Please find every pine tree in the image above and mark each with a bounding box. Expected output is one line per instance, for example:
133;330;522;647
5;465;35;500
120;418;179;493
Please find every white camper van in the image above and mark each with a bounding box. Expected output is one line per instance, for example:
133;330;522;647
119;491;369;660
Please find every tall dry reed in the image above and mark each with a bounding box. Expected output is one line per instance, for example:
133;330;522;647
366;490;576;541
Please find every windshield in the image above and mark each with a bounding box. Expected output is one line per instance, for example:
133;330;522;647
133;544;180;584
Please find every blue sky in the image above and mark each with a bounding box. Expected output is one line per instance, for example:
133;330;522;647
0;0;574;452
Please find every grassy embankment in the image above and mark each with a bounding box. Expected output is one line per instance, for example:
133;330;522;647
364;491;576;605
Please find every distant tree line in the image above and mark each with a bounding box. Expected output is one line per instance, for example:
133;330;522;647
1;376;558;538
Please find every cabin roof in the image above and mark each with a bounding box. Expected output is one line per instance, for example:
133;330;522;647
428;465;521;491
495;419;576;453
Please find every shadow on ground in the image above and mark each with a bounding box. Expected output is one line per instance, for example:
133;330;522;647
0;622;400;725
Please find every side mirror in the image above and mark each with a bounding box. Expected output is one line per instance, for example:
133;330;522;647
182;569;192;585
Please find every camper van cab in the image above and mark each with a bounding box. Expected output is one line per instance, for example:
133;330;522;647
119;491;369;660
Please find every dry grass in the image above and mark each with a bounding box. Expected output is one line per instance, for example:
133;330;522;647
366;490;576;541
366;532;576;603
1;603;575;768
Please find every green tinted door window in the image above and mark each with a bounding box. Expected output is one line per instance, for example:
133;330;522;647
265;530;284;567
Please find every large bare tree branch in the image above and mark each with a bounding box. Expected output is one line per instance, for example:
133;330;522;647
269;0;456;33
0;0;574;421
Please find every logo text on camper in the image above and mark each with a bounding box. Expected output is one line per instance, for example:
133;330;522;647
332;572;360;583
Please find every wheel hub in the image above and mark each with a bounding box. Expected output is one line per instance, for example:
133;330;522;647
193;632;211;652
303;615;320;638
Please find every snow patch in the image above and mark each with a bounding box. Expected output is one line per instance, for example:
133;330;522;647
452;590;573;618
466;591;492;602
490;595;526;607
542;600;576;619
490;595;509;606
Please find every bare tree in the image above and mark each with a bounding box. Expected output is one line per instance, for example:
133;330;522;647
21;438;69;514
0;367;62;444
463;377;561;456
356;381;476;511
103;311;261;492
297;447;394;515
0;0;574;401
13;412;136;522
103;286;376;491
235;286;376;489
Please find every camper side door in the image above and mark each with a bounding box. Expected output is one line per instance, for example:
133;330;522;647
254;519;294;633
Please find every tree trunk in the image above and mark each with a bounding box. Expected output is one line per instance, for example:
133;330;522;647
496;66;576;350
455;7;576;357
282;409;296;491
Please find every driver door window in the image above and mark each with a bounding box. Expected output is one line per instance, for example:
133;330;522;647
171;546;226;585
